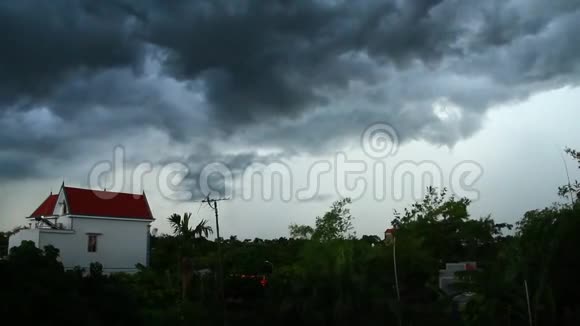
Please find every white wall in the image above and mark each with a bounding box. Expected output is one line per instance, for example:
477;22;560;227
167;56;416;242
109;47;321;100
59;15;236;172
53;215;72;229
38;216;150;273
50;190;72;229
52;190;66;215
8;228;40;250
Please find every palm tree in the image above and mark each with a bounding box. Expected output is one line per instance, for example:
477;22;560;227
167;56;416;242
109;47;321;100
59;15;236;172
192;218;213;239
168;212;191;238
168;213;213;239
167;213;214;300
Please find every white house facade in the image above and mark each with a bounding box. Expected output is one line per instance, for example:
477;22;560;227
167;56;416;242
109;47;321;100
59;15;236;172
8;185;154;273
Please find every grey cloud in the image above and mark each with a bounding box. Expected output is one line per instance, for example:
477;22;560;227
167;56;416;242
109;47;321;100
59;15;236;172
0;69;200;154
157;147;285;200
140;0;463;125
0;153;43;180
0;0;142;104
1;0;580;183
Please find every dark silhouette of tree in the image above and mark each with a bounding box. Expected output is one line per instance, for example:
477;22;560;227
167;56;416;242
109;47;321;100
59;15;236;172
167;212;213;301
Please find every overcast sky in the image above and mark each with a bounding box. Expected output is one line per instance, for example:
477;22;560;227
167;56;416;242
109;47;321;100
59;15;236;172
1;0;579;238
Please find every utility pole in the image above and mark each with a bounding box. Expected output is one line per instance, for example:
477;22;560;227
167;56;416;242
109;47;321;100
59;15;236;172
202;195;229;315
524;280;533;326
386;227;402;326
385;228;401;301
393;235;400;302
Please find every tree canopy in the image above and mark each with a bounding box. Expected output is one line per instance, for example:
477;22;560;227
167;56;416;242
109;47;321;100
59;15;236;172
2;149;579;325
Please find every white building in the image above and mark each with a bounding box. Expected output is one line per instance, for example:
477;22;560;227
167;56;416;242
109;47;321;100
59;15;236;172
8;185;154;273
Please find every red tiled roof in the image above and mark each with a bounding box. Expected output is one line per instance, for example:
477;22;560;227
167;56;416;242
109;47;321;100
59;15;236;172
30;194;58;217
63;187;153;220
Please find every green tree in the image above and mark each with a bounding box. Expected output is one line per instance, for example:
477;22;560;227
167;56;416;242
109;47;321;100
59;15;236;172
289;224;314;239
392;187;510;263
167;213;214;300
288;198;354;242
313;198;354;241
558;147;580;204
1;241;143;325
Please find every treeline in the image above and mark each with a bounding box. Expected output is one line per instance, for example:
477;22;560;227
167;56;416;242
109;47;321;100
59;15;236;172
1;149;579;325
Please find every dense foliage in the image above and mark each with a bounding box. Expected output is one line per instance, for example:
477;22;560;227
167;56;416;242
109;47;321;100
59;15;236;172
1;149;579;325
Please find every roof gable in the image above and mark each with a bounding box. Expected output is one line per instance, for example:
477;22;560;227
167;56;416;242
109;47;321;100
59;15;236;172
63;187;154;220
30;194;58;217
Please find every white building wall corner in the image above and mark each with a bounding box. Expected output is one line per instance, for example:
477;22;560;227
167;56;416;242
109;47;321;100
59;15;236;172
8;228;40;251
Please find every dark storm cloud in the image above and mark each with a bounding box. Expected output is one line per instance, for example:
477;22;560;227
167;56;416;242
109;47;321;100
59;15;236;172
0;0;142;104
1;0;580;180
157;145;286;200
0;69;203;157
0;154;42;180
139;0;462;125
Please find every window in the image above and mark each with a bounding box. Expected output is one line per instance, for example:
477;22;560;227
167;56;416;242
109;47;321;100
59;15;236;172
59;201;67;215
87;234;98;252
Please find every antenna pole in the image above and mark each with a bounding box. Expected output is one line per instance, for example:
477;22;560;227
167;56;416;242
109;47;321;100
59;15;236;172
559;149;575;205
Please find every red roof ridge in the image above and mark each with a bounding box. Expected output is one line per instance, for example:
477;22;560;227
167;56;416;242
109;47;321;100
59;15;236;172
63;186;154;220
62;186;146;198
